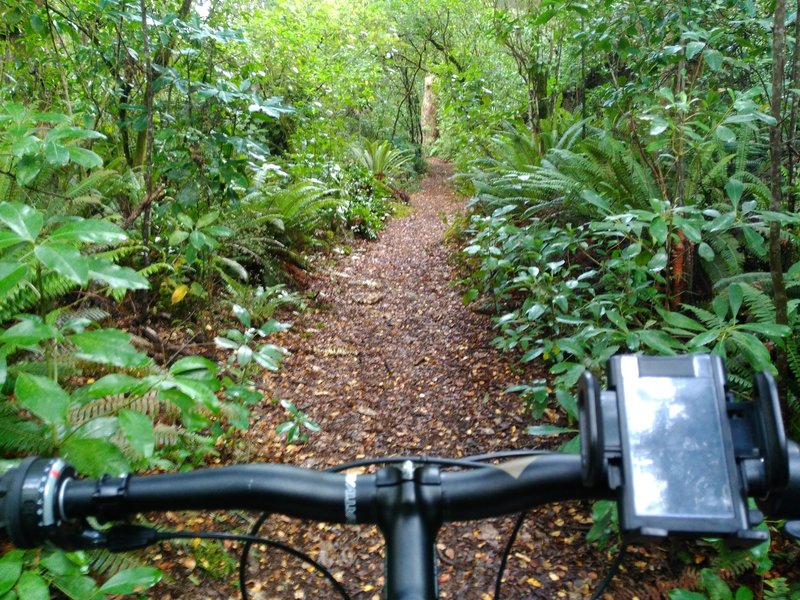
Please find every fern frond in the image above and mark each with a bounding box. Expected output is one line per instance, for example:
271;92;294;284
90;549;149;578
740;283;776;323
0;401;55;454
69;390;171;424
683;304;723;328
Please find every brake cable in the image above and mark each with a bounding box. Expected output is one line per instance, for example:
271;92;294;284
158;529;351;600
493;511;527;599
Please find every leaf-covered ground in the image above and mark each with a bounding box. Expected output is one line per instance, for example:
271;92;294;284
153;161;794;599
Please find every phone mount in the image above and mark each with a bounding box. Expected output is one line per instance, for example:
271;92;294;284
579;354;788;547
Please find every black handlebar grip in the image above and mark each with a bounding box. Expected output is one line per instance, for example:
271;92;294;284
758;441;800;519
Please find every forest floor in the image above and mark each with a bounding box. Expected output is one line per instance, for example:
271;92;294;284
152;160;781;599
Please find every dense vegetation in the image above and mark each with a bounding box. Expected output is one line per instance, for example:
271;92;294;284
1;0;799;596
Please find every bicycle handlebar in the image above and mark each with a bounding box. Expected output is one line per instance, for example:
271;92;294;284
2;445;800;599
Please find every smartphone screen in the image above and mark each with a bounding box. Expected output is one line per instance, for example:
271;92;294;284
622;375;735;518
617;356;736;521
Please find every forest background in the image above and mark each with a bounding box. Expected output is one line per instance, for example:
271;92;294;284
1;0;800;597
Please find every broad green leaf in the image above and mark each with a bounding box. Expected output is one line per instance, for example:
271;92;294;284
195;210;219;229
15;155;41;186
648;216;668;244
703;49;724;71
88;261;149;290
605;309;628;331
86;374;145;398
236;344;253;365
99;567;161;595
738;323;790;338
51;574;101;600
62;437;130;477
533;8;557;25
0;231;26;251
75;416;118;439
189;230;210;250
172;377;220;411
637;329;678;355
40;551;80;577
725;179;744;205
730;331;773;370
685;41;705;59
675;220;702;243
734;588;754;600
44;139;70;166
1;318;58;346
0;551;23;595
647;248;668;271
169;355;218;376
621;243;641;259
254;344;286;371
257;320;290;335
526;303;546;321
69;329;150;368
11;134;39;157
215;336;240;350
48;127;105;142
689;328;722;349
14;373;69;425
581;189;611;215
0;202;43;240
51;220;126;243
707;212;735;233
658;310;704;332
67;147;103;169
168;230;189;246
714;124;736;143
0;355;7;387
0;262;28;296
34;244;89;284
119;410;155;459
556;389;578;419
31;112;70;124
698;242;715;261
232;304;251;327
15;571;49;600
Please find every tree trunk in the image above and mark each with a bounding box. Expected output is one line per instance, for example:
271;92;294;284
769;0;790;415
421;74;438;152
787;0;800;213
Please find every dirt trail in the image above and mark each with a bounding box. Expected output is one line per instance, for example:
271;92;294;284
220;160;618;600
259;158;532;463
161;161;636;599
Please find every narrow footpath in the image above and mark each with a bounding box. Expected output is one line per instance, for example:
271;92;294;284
159;161;675;599
235;160;620;600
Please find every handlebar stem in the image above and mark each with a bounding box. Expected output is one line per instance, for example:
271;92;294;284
376;462;443;600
